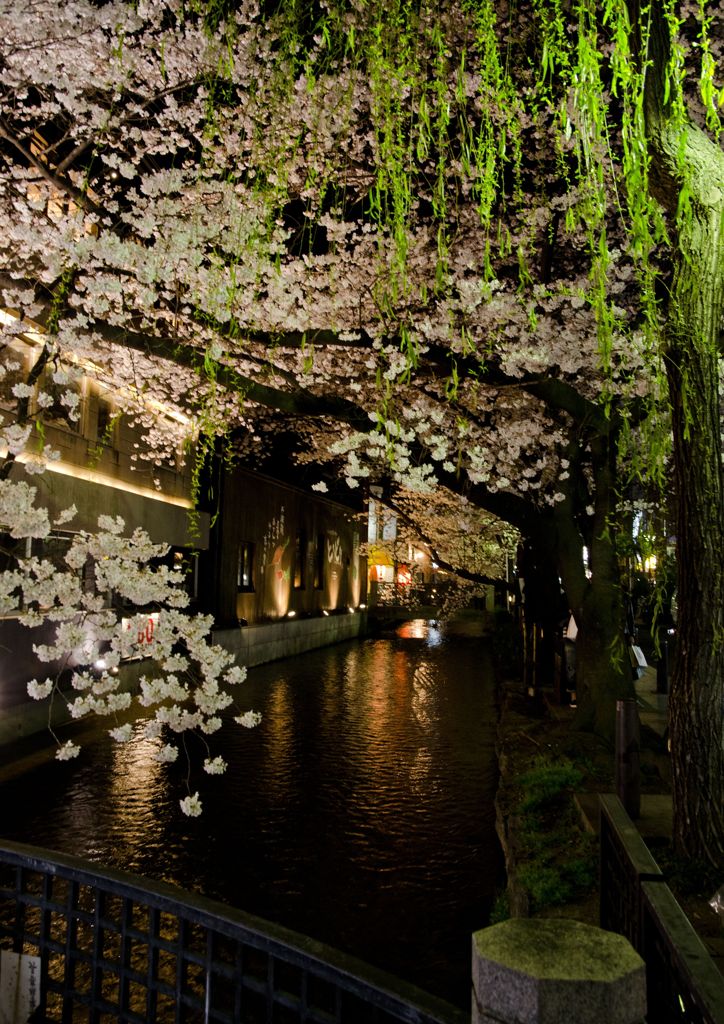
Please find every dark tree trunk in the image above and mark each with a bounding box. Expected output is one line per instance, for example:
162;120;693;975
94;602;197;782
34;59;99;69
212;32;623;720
552;431;634;742
668;325;724;867
516;538;563;691
639;0;724;866
664;192;724;867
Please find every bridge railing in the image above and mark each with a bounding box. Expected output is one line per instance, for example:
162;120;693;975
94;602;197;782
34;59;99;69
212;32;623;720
371;583;451;609
0;838;468;1024
599;794;724;1024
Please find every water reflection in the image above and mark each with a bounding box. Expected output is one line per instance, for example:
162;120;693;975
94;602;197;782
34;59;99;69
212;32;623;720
0;617;501;1008
398;619;444;647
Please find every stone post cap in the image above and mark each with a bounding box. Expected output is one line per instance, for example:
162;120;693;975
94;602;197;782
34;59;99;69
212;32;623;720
472;918;646;1024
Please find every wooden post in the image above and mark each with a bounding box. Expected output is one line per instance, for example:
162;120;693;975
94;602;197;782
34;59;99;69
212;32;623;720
615;699;641;820
656;636;669;695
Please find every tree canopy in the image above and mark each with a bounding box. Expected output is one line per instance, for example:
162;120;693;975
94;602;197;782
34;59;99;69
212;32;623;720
0;0;722;860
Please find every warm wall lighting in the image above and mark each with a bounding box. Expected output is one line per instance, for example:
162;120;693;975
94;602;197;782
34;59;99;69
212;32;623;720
287;610;296;618
0;308;194;429
11;452;194;509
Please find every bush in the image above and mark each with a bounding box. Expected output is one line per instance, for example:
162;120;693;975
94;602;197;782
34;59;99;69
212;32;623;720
512;756;597;913
518;758;583;812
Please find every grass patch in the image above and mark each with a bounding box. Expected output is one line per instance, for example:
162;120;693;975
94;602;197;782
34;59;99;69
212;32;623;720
513;756;598;914
489;888;510;924
518;760;583;811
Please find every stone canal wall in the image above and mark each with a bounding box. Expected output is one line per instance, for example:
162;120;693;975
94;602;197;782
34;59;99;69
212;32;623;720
0;612;367;747
212;610;367;668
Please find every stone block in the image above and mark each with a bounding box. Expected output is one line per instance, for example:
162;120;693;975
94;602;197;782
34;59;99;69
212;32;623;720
472;918;646;1024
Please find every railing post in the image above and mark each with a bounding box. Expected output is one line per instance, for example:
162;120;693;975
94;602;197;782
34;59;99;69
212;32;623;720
615;699;641;820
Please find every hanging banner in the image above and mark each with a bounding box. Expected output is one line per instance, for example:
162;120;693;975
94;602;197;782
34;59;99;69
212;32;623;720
0;950;41;1024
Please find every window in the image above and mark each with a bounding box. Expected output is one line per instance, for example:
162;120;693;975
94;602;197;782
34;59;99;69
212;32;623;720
96;398;117;446
293;530;306;589
238;542;255;592
313;533;325;590
39;368;82;431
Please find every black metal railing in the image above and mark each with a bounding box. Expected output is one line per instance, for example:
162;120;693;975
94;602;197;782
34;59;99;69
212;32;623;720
0;839;468;1024
599;794;724;1024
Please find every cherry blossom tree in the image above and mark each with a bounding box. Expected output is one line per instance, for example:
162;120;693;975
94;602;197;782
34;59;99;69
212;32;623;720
0;0;721;861
0;462;261;816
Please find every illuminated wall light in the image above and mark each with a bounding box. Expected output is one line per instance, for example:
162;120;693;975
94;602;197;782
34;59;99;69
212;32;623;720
11;451;193;509
0;308;194;429
358;603;366;610
322;610;329;616
287;610;296;618
348;606;354;614
0;308;46;347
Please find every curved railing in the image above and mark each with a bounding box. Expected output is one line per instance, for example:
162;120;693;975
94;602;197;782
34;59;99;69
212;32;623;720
0;838;468;1024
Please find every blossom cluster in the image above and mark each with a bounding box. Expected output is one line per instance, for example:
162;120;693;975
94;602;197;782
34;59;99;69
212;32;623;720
1;418;259;816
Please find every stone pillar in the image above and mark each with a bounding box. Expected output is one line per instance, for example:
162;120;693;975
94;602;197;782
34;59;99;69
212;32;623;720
472;918;646;1024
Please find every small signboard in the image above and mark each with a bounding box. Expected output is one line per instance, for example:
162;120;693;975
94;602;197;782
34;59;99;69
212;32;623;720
121;611;159;659
0;950;41;1024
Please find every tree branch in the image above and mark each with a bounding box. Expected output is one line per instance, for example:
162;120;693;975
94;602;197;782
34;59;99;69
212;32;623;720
86;320;374;430
0;119;103;218
382;495;511;588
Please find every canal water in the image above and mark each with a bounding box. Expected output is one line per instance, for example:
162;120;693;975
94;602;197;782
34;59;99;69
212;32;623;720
0;618;501;1008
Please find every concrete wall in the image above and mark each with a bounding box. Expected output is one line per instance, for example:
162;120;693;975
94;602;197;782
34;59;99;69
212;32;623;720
28;467;207;550
0;613;367;747
212;610;367;668
0;658;150;747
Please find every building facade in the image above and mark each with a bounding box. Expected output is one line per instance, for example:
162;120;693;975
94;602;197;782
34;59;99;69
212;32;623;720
202;467;367;628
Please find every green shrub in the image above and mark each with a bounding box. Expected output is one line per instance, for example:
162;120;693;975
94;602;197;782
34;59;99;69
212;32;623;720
489;889;510;924
512;756;597;913
518;758;583;812
518;864;572;907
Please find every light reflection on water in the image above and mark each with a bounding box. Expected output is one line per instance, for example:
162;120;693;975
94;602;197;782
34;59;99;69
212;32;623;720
0;618;501;1007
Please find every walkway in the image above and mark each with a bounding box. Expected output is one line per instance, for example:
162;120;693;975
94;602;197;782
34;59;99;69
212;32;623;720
575;664;670;838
